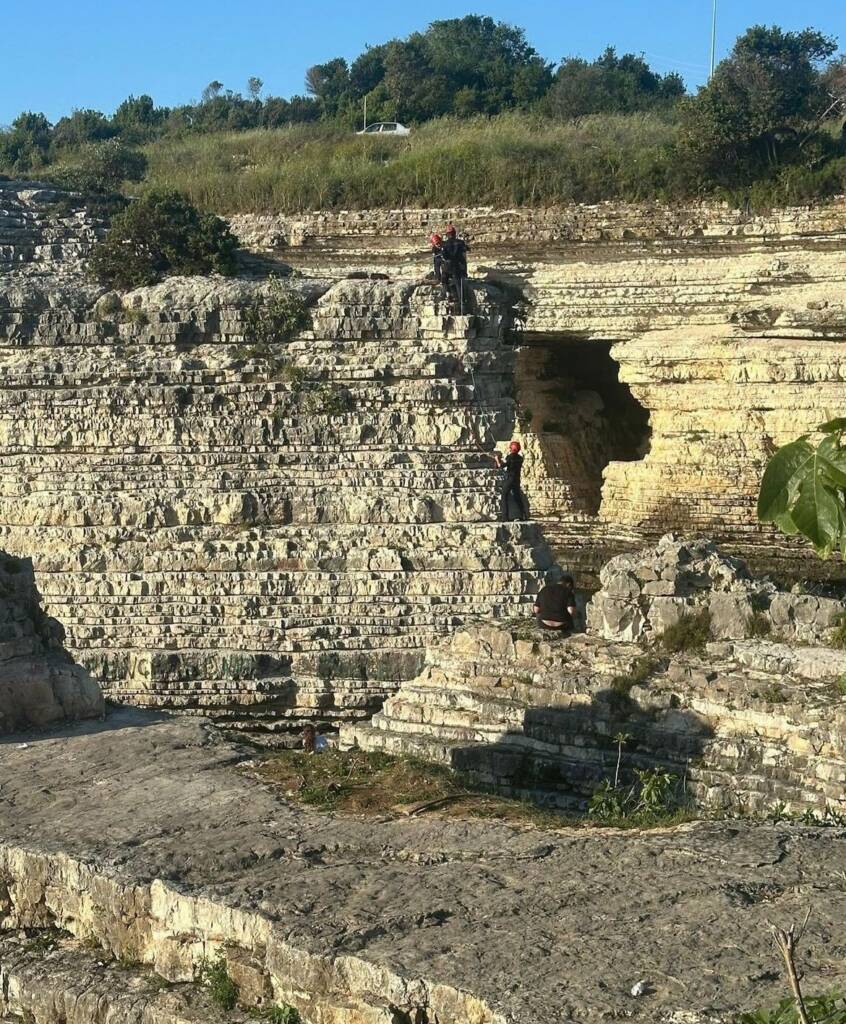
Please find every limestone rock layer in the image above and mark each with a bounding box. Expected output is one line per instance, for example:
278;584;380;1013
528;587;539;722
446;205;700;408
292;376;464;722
0;182;548;733
234;200;846;581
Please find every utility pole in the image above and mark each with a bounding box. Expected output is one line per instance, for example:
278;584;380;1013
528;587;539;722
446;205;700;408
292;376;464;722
363;95;367;131
709;0;718;80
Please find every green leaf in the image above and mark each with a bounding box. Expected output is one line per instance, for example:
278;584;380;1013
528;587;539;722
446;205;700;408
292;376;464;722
818;417;846;434
791;454;842;553
817;435;846;489
757;437;813;522
773;509;801;535
759;431;846;559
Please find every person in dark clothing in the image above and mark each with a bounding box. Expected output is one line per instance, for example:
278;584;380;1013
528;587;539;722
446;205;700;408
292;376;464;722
439;223;469;308
494;440;529;521
429;232;443;283
534;569;578;632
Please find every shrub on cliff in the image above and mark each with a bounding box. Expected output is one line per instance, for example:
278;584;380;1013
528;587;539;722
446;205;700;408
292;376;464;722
90;190;237;289
47;140;148;194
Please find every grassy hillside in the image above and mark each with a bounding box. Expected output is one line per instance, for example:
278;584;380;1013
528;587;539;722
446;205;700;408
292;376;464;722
136;112;846;214
137;113;681;213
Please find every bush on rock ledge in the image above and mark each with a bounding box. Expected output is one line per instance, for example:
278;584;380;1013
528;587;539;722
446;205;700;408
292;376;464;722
90;190;238;289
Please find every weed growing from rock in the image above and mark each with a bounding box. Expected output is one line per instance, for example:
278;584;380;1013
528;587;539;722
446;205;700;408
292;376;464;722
747;611;772;638
756;683;788;704
610;655;660;696
243;277;311;347
198;953;239;1011
828;615;846;651
22;926;66;956
588;766;691;827
660;609;712;654
739;989;846;1024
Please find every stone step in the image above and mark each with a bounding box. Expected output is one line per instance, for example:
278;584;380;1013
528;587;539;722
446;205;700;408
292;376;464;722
0;934;258;1024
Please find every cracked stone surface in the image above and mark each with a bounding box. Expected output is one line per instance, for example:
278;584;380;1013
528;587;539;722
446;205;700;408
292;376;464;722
1;711;846;1023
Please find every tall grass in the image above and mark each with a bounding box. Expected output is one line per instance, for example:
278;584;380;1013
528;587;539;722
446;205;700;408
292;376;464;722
139;112;687;213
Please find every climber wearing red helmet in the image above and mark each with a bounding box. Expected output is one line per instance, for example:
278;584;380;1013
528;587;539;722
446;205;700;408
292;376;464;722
429;232;444;283
440;224;469;310
493;440;529;521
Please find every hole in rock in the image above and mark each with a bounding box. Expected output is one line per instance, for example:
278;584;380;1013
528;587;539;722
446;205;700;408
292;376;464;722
515;338;651;516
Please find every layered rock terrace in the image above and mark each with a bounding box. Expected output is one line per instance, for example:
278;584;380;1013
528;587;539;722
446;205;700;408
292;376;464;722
235;200;846;581
0;182;548;735
347;537;846;814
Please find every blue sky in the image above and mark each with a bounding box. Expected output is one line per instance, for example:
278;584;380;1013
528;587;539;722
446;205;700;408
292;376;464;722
2;1;845;125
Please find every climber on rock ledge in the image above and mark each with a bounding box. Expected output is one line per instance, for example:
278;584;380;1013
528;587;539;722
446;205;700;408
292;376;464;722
534;568;578;633
494;440;529;521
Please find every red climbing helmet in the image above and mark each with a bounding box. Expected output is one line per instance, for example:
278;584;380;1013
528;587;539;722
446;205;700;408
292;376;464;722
509;441;521;453
446;224;457;237
431;233;442;245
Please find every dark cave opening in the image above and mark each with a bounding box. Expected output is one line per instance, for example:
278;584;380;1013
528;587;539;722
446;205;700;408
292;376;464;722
515;338;651;517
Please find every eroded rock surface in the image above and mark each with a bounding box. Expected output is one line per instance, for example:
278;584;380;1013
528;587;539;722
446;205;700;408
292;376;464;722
0;550;102;733
0;182;549;735
1;712;845;1023
588;533;844;644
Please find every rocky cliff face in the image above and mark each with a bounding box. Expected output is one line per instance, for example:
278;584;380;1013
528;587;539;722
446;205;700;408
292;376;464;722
0;182;549;737
346;536;846;815
235;201;846;581
3;180;846;736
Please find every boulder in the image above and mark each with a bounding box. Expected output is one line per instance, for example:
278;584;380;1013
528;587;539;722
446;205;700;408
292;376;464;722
587;533;845;646
0;552;103;735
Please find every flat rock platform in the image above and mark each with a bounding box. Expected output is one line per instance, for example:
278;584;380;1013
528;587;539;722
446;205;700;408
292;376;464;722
1;711;845;1024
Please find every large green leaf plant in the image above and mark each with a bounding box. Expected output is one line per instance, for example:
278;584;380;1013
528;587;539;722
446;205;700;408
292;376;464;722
758;419;846;557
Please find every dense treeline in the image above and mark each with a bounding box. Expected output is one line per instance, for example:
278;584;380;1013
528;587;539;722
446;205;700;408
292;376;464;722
1;16;845;210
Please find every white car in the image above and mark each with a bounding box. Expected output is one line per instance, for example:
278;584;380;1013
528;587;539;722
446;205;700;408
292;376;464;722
356;121;411;137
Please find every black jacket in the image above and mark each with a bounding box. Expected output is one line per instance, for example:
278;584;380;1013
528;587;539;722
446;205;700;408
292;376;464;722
440;236;468;277
503;451;523;482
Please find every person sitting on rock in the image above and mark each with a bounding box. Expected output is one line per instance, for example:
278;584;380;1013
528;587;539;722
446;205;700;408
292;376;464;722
301;722;329;754
494;440;529;521
533;568;578;633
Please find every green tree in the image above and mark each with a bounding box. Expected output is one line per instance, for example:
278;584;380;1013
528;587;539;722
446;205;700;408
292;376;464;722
111;94;166;144
345;16;552;122
201;80;224;104
90;190;237;289
546;48;685;119
51;109;116;150
681;25;837;179
0;112;52;173
420;15;553;114
247;76;264;100
52;139;147;192
382;36;451;121
349;45;388;96
305;58;351;116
